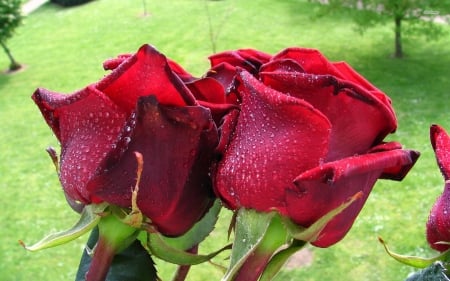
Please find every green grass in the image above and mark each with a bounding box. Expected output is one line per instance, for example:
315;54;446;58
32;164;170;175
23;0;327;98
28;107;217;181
1;0;449;280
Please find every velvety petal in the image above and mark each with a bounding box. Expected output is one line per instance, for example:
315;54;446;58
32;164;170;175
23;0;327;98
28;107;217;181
88;96;218;236
32;86;127;203
208;49;271;75
215;108;240;155
368;142;420;180
272;48;333;75
260;58;305;74
426;125;450;251
332;61;396;118
186;77;226;104
431;124;450;180
261;71;397;161
272;48;394;112
288;148;419;247
427;181;450;252
186;77;237;125
167;59;195;82
103;54;133;71
206;62;237;92
96;44;196;113
214;70;331;213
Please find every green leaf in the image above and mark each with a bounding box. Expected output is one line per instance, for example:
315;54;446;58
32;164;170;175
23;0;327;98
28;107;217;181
259;240;306;281
285;192;362;242
76;227;157;281
20;203;108;251
143;231;231;265
161;199;222;251
379;237;450;269
405;262;450;281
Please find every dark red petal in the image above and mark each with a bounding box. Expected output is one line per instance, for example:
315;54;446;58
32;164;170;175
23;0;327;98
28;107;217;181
288;148;419;247
272;48;394;114
214;70;331;213
186;77;226;104
103;54;133;70
89;96;218;236
431;124;450;180
260;58;305;74
167;59;195;82
32;86;127;204
97;44;196;113
206;62;237;94
427;125;450;252
208;49;271;75
427;182;450;252
272;48;331;75
332;61;396;118
261;71;397;161
214;108;240;155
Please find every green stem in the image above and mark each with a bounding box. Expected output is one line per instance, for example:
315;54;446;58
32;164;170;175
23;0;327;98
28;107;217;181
234;247;273;281
171;245;198;281
85;214;139;281
231;211;288;281
85;234;116;281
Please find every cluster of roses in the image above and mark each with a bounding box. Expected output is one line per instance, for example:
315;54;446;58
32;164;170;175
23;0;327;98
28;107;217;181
31;44;449;280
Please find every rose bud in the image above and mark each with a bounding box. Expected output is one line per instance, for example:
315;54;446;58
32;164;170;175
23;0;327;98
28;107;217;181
32;44;220;236
212;48;419;247
427;124;450;252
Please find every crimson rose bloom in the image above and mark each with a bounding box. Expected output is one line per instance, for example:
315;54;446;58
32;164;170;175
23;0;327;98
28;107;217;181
426;125;450;252
32;45;220;236
211;48;419;247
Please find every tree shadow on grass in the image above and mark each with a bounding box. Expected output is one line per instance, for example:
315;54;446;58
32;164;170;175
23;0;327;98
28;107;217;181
0;71;12;93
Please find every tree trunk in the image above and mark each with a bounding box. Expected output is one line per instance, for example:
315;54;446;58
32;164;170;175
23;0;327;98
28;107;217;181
0;40;21;71
394;16;403;58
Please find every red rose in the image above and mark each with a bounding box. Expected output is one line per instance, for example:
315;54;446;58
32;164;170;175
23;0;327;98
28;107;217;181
426;124;450;252
211;48;419;247
32;45;220;236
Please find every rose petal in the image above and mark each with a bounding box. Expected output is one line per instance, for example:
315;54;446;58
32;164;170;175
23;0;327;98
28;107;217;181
426;125;450;252
167;59;195;82
214;70;331;213
288;148;419;247
103;54;133;70
32;86;127;203
427;181;450;252
260;58;305;74
261;71;397;161
272;48;332;75
272;48;394;113
332;61;395;118
89;96;218;236
186;77;226;104
97;44;196;112
208;49;271;75
431;124;450;180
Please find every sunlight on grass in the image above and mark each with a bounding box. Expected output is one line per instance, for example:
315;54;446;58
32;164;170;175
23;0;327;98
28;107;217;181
1;0;449;280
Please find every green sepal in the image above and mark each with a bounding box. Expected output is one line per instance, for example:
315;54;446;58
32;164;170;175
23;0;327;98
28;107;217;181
284;191;362;242
259;239;306;281
161;199;222;251
76;227;158;281
98;213;140;253
20;203;108;251
138;200;228;265
222;209;289;281
379;237;450;268
141;231;231;265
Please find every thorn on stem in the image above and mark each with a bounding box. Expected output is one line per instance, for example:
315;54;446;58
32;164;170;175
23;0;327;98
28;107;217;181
46;147;59;172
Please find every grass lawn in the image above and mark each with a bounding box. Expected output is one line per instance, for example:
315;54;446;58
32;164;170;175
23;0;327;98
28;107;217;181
1;0;449;280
